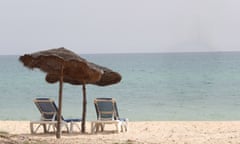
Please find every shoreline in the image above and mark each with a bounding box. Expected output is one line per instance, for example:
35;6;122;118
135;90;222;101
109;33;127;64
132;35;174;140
1;121;240;144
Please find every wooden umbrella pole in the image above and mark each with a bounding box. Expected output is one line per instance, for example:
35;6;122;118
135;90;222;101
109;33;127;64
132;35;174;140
57;65;64;138
81;84;86;133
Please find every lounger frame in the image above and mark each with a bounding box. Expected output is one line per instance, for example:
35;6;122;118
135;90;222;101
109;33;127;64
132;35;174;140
92;98;128;133
30;98;81;134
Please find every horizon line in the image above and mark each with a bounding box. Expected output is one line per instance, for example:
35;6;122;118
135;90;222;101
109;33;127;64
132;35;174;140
1;50;240;56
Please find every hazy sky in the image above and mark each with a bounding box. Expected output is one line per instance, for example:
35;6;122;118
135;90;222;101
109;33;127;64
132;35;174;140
1;0;240;55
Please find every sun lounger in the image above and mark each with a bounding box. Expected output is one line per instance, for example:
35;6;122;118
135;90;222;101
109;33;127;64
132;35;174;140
91;98;128;133
30;98;81;134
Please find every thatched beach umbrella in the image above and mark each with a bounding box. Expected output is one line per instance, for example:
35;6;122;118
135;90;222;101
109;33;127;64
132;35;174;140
19;47;121;138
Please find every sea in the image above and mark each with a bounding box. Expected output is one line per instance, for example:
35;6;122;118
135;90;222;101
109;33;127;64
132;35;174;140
1;52;240;121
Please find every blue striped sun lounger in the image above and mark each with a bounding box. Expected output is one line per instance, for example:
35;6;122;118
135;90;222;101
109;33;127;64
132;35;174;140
91;98;128;133
30;98;81;134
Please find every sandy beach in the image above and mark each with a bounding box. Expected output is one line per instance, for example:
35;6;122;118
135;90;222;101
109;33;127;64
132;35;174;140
1;121;240;144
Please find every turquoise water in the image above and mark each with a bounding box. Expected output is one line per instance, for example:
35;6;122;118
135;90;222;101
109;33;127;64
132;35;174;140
1;52;240;121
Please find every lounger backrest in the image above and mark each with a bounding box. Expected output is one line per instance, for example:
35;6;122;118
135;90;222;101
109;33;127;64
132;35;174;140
94;98;119;121
34;98;63;121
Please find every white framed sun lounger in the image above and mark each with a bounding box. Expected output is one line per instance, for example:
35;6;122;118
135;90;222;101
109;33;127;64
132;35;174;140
92;98;128;133
31;98;81;134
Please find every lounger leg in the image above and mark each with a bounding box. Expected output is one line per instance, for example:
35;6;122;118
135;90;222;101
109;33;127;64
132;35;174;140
30;123;43;134
69;122;81;133
69;122;73;133
121;124;123;132
47;123;52;132
91;122;103;133
30;123;34;134
63;123;70;133
35;124;42;133
91;122;96;133
124;120;128;132
65;124;69;133
91;122;94;133
67;125;70;133
116;123;121;133
43;124;47;133
120;122;126;132
100;123;104;132
74;122;81;132
49;123;56;133
125;123;128;132
96;123;100;132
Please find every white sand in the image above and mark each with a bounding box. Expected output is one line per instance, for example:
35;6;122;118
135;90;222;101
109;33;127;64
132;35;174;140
1;121;240;144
